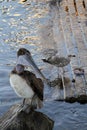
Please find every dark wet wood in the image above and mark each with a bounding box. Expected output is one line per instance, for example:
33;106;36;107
0;104;54;130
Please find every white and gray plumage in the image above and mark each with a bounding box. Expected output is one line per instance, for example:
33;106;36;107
42;56;70;67
42;49;58;59
42;49;72;68
42;55;70;99
10;48;44;109
42;55;68;100
42;54;75;82
42;53;76;68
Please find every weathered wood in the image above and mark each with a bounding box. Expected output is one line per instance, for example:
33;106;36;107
0;104;54;130
39;0;87;103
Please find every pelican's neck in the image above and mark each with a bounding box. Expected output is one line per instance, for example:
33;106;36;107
12;65;24;75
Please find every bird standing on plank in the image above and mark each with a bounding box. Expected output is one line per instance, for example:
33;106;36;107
42;54;75;74
42;54;75;99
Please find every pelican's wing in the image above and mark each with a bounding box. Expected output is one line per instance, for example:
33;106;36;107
22;71;44;101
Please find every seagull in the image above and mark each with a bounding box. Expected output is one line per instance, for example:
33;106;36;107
42;54;75;72
42;54;75;99
42;55;71;78
42;56;70;68
10;48;45;109
42;48;58;59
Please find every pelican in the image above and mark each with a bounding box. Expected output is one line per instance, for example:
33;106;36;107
10;48;45;109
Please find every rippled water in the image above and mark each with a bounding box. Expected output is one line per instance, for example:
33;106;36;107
0;0;87;130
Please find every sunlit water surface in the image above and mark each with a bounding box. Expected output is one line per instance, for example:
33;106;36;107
0;1;87;130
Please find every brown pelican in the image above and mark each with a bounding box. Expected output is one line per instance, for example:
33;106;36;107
10;48;45;109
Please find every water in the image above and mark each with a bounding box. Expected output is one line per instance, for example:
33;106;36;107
0;0;87;130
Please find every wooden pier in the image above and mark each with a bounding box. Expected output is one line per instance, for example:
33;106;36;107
40;0;87;103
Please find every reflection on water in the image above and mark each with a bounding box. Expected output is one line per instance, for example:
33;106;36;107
0;0;48;51
40;101;87;130
0;0;87;130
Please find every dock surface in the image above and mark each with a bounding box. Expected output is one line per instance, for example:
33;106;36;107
40;0;87;103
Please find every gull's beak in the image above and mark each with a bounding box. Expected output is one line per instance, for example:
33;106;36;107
16;54;46;81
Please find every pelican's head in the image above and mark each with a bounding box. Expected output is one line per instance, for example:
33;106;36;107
17;48;31;57
16;48;46;80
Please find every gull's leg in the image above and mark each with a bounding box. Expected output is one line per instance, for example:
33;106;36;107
60;68;66;99
62;67;65;75
57;67;60;78
58;67;60;78
22;98;26;107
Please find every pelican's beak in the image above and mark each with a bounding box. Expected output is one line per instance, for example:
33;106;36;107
16;54;46;81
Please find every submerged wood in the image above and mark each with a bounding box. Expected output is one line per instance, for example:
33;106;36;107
49;77;87;104
0;104;54;130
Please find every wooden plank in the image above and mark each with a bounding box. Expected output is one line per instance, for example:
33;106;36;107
84;0;87;9
59;0;87;96
67;0;87;66
58;1;77;98
76;0;87;48
67;0;87;86
67;2;87;62
76;0;86;15
49;5;70;99
39;0;87;103
52;1;77;97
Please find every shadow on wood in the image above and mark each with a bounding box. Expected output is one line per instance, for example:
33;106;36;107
0;104;54;130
